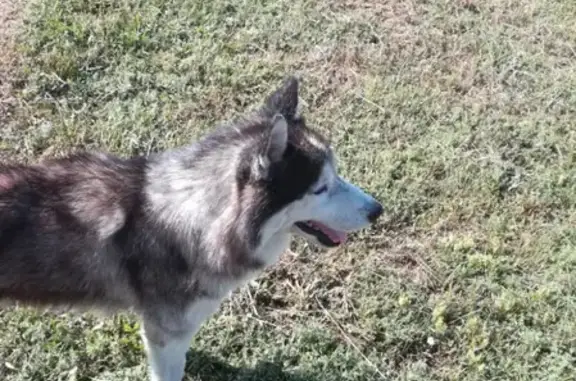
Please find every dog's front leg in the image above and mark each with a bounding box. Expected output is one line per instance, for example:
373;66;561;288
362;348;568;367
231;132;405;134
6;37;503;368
141;322;197;381
141;298;223;380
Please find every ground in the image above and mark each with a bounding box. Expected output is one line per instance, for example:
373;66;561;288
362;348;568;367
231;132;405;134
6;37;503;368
0;0;22;131
0;0;575;380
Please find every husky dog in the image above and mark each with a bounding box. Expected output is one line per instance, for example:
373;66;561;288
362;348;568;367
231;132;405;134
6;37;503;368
0;76;383;381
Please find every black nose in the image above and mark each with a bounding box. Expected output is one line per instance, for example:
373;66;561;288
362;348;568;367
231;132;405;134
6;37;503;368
367;203;383;223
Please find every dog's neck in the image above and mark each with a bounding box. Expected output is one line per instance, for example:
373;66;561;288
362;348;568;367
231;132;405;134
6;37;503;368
144;145;292;278
251;212;293;266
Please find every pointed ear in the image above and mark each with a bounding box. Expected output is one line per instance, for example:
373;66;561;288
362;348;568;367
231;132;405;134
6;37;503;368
251;114;288;181
262;76;299;119
266;114;288;163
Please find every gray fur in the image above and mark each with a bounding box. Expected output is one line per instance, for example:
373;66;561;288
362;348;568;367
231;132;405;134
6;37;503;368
0;76;383;381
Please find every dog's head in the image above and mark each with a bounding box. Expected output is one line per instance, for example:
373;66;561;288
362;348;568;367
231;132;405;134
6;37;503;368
239;76;383;249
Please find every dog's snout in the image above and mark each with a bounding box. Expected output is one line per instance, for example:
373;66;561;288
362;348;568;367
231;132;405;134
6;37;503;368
367;203;383;223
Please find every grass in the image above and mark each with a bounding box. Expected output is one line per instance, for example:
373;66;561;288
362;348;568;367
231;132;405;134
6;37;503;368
1;0;576;380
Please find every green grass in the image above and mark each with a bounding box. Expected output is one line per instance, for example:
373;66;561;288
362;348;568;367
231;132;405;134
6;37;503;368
1;0;576;380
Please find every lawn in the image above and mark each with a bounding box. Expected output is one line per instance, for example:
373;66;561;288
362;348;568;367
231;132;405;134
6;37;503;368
1;0;575;380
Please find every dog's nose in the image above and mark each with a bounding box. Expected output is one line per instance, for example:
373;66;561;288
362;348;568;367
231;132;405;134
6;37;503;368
367;203;383;223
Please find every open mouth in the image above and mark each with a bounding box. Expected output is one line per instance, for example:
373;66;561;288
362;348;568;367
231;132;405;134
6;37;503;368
294;220;348;247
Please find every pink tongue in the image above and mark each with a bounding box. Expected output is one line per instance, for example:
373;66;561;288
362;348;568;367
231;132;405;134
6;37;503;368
310;221;348;243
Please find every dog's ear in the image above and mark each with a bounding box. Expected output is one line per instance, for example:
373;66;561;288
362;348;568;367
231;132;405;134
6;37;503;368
266;114;288;162
262;76;299;119
252;114;288;180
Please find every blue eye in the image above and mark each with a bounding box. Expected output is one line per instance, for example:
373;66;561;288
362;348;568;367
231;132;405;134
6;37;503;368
313;185;328;195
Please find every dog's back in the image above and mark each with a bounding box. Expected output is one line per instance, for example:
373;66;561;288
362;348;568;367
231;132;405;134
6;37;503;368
0;153;143;307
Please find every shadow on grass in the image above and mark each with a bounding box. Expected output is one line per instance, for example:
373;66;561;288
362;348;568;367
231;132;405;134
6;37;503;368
185;349;316;381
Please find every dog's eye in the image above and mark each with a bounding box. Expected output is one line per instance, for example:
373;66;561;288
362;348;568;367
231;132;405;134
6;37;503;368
313;185;328;195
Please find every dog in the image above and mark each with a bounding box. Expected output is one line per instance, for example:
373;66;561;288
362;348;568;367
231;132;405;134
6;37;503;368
0;76;383;381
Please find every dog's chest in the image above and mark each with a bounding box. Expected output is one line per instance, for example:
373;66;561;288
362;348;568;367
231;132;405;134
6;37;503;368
200;268;262;301
199;234;290;300
254;230;291;267
182;297;223;332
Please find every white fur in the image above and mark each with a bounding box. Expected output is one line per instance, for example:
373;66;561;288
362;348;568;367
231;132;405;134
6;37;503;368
142;298;222;381
143;331;194;381
267;114;288;162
